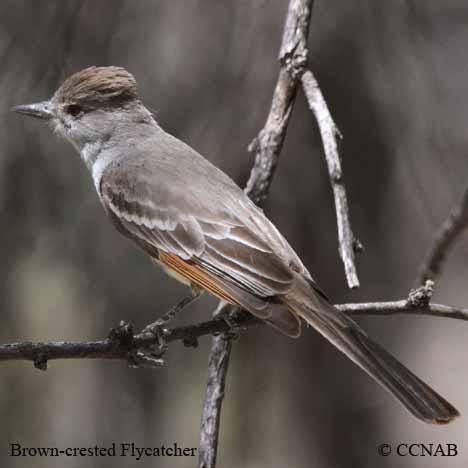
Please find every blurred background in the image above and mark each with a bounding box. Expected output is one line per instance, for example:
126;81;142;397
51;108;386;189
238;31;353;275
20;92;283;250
1;1;468;467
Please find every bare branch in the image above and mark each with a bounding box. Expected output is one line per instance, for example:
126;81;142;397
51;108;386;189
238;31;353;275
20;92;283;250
342;301;468;321
198;306;234;468
417;184;468;286
245;0;313;205
301;70;361;288
1;297;467;367
0;312;257;367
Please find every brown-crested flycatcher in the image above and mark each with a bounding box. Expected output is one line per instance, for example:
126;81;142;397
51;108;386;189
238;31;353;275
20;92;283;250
12;66;459;424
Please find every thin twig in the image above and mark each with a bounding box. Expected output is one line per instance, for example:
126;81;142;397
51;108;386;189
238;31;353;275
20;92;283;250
301;70;361;288
1;299;467;367
199;1;315;466
417;184;468;286
341;301;468;321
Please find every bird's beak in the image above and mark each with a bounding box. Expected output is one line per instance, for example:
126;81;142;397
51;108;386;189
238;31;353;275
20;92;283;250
11;101;53;120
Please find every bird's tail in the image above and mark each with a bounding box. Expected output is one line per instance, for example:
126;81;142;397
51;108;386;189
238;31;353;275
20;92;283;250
282;275;459;424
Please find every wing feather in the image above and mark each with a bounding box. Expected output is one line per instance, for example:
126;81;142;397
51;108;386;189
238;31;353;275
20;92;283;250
99;157;299;300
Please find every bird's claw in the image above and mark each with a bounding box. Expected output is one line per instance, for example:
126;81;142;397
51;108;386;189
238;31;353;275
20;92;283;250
141;322;169;355
215;307;241;339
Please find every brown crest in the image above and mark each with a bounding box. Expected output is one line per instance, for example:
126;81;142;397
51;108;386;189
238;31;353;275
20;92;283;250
54;66;138;108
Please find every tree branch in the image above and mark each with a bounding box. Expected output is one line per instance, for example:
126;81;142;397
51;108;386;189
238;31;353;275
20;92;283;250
301;70;361;288
1;296;466;367
198;306;234;468
342;301;468;321
417;184;468;286
0;312;257;368
245;0;313;204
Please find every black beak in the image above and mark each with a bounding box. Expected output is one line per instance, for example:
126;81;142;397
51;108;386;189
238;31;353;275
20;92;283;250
11;101;53;120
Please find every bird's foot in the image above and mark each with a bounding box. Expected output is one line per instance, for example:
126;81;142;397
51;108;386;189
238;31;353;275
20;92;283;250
109;320;165;368
135;323;169;367
215;304;241;339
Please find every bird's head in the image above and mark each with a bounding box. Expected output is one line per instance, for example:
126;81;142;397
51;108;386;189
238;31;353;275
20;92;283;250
12;66;147;152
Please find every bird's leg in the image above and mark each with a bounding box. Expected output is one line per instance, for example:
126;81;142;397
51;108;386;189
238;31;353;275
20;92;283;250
159;288;202;325
144;285;202;333
141;287;202;356
214;303;242;338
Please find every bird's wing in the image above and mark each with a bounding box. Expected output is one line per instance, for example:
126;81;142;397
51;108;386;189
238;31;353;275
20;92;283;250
99;157;298;313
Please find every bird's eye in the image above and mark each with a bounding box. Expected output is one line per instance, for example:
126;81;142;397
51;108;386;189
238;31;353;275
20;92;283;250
65;104;83;117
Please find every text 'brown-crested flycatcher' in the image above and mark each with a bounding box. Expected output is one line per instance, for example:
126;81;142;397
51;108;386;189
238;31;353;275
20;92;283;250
12;66;459;424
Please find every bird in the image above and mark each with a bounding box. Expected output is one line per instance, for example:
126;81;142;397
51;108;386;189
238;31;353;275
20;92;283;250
12;66;459;424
